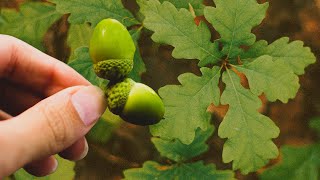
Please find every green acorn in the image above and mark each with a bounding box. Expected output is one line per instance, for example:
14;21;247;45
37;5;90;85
89;18;135;81
106;78;165;125
90;18;165;126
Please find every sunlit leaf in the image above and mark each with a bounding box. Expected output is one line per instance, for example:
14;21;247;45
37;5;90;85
138;0;222;67
219;69;279;174
151;67;221;144
241;38;316;75
204;0;268;58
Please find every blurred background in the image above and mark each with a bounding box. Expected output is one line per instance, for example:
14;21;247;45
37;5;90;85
1;0;320;179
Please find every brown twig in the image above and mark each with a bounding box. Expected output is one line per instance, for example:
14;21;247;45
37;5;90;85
237;56;243;65
90;143;140;169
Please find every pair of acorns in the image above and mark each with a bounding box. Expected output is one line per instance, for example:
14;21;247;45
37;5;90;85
89;19;164;126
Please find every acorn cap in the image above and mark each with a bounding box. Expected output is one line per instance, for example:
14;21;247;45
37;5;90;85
106;78;134;115
93;59;133;81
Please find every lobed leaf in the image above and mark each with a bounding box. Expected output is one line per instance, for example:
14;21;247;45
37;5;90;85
150;67;221;144
241;37;316;75
204;0;268;58
158;0;205;16
67;23;93;61
0;2;62;51
123;161;235;180
234;55;300;103
152;126;214;162
260;144;320;180
220;69;280;174
14;156;75;180
138;0;222;67
129;29;146;82
129;29;142;43
240;40;268;61
68;47;108;87
49;0;139;27
87;110;122;144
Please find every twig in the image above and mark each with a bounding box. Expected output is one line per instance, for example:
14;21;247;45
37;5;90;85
188;3;196;19
237;56;243;65
90;143;140;168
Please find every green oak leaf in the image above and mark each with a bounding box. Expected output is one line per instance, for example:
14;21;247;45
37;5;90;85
159;0;205;16
234;55;300;103
129;46;145;82
260;144;320;180
204;0;268;58
310;117;320;135
220;69;279;174
14;156;75;180
150;67;221;144
123;161;235;180
68;47;108;87
87;109;122;144
152;126;214;162
67;23;93;61
241;40;268;62
49;0;139;27
0;2;62;51
138;0;222;67
241;38;316;75
129;29;146;82
129;29;142;43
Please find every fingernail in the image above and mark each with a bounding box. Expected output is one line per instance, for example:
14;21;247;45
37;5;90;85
78;139;89;160
71;86;106;126
49;158;58;174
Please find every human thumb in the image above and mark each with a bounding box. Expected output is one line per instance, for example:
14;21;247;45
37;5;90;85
0;85;106;176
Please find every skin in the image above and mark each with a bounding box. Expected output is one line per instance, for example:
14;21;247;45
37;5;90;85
0;35;107;177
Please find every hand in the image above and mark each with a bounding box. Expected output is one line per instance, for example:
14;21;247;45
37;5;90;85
0;35;107;177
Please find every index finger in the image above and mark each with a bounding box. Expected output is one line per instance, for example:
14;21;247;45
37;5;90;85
0;35;90;96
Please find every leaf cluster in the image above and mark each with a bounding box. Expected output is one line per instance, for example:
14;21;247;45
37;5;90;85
124;126;235;179
0;0;317;178
138;0;316;174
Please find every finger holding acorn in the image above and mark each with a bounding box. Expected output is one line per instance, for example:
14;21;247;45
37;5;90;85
89;18;165;126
